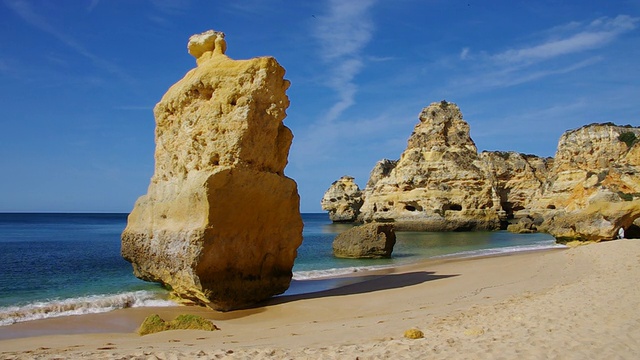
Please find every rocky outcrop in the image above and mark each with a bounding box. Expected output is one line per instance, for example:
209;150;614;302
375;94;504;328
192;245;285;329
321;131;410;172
322;103;640;242
532;124;640;241
480;151;552;219
506;217;539;234
332;223;396;259
321;176;363;222
357;101;501;231
121;30;303;311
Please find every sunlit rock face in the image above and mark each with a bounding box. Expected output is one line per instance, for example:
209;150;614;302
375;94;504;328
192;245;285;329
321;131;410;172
121;30;303;311
321;176;363;222
358;101;501;231
480;151;552;219
531;124;640;241
321;101;640;242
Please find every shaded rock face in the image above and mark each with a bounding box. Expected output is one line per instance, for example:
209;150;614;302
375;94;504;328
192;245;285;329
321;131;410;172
121;30;303;311
532;124;640;241
332;223;396;259
321;176;363;222
358;101;501;231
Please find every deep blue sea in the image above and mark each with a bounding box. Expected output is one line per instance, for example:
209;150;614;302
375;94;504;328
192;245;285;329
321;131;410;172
0;213;562;326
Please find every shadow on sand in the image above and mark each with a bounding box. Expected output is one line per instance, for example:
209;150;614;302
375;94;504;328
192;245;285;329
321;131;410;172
264;271;458;306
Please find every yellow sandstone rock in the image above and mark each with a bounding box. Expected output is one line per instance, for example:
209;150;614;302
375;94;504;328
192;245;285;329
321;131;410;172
358;101;501;231
404;328;424;339
321;176;363;222
531;124;640;241
122;30;303;311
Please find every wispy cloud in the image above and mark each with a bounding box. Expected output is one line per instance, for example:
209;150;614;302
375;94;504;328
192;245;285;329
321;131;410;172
454;56;603;90
492;15;638;65
87;0;100;12
459;47;470;60
313;0;376;122
149;0;191;15
4;0;137;87
147;0;191;25
454;15;639;92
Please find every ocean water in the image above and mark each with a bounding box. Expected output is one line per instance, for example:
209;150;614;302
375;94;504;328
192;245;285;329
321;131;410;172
0;212;563;326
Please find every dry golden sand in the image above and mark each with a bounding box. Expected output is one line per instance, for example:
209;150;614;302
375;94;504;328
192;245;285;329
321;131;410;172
1;239;639;359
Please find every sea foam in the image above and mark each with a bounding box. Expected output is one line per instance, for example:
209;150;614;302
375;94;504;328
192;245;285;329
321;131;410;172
0;290;176;326
431;241;567;259
292;265;394;281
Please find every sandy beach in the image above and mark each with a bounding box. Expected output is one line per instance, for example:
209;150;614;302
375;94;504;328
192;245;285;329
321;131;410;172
1;239;639;359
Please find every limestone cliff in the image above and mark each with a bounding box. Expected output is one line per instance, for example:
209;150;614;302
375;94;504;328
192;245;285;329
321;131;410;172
320;176;363;222
322;103;640;242
121;30;303;311
358;101;501;231
531;124;640;241
480;151;552;218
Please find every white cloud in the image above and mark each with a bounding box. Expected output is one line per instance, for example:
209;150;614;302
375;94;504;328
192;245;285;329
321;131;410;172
313;0;376;122
314;0;375;61
455;56;603;90
493;15;638;65
451;15;638;93
460;47;470;60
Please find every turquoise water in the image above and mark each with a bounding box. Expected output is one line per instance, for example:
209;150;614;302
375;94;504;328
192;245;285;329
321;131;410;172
0;213;561;325
294;214;561;278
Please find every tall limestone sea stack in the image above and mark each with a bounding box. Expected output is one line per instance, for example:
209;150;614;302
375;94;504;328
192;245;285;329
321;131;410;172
358;101;502;231
121;30;303;311
320;176;363;222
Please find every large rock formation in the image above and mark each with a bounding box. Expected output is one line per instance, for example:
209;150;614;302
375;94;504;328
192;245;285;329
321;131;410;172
531;124;640;241
121;30;303;311
322;103;640;242
480;151;552;218
332;223;396;259
357;101;501;231
320;176;363;222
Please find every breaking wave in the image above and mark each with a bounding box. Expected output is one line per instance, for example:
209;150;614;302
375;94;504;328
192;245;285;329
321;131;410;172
431;241;567;260
0;290;176;326
292;265;394;281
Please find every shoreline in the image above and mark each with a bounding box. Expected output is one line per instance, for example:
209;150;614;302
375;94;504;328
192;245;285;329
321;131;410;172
0;238;563;332
2;239;639;358
0;245;564;339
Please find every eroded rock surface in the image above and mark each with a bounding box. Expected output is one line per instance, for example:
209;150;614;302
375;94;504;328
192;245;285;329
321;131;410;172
321;176;363;222
358;101;501;231
332;223;396;259
480;151;552;219
322;103;640;242
532;124;640;241
121;30;303;311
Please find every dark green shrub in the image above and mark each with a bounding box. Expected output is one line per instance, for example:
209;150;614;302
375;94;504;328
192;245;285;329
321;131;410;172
619;131;638;148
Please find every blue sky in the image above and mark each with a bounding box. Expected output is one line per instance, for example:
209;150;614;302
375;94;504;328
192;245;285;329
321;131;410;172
1;0;639;213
